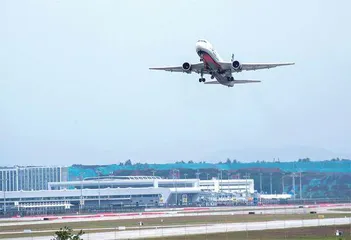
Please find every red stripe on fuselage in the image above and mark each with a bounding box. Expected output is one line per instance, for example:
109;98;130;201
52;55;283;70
202;52;221;70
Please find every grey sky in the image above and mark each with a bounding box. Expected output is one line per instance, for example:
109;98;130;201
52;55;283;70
1;0;350;166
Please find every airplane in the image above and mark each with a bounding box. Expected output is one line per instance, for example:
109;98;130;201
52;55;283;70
149;39;294;87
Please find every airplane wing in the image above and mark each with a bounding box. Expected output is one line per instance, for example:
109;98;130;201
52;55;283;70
149;62;209;74
220;62;295;71
240;62;295;71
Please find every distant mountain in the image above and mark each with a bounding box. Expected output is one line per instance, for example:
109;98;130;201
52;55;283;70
201;146;351;162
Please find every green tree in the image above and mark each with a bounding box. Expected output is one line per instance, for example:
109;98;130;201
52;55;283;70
125;159;132;166
176;160;185;164
298;158;311;162
52;226;84;240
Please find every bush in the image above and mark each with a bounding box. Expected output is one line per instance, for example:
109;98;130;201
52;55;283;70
52;226;85;240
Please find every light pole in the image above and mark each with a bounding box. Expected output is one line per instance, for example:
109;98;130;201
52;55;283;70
292;173;296;200
219;170;223;192
206;173;210;192
97;172;101;209
80;174;83;213
299;171;302;200
195;170;200;179
244;173;250;197
269;173;273;195
227;171;231;193
259;172;263;193
282;173;285;194
183;174;187;188
173;169;179;205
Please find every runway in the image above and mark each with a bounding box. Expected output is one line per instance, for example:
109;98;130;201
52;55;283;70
1;204;350;228
7;217;351;240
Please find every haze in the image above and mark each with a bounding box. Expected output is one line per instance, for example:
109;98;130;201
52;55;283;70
1;0;351;166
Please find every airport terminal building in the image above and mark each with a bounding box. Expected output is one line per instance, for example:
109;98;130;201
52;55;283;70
0;176;254;215
0;166;68;191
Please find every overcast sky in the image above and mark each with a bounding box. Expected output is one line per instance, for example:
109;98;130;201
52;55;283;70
1;0;351;166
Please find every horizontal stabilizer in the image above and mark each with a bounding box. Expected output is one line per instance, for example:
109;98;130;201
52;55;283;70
204;81;220;84
234;80;261;84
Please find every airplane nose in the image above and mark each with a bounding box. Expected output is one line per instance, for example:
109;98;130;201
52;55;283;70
195;42;203;53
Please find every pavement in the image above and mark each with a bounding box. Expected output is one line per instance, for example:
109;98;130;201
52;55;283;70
6;217;351;240
1;204;350;228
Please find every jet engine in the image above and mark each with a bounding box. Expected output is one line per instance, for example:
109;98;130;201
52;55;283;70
182;62;192;71
232;60;242;71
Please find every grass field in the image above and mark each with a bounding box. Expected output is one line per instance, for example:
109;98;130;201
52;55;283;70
2;213;351;232
0;229;116;239
146;225;351;240
1;213;351;239
330;208;351;212
2;224;350;240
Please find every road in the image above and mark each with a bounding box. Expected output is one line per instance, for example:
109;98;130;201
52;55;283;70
7;217;351;240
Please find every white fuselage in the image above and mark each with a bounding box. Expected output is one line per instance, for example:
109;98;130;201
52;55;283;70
195;40;234;86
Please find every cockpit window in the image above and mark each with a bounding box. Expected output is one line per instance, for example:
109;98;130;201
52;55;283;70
198;40;207;43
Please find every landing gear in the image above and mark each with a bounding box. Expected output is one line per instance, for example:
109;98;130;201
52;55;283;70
211;75;214;79
227;76;234;81
199;70;205;83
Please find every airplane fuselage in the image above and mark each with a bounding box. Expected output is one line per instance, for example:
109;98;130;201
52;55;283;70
195;40;234;87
